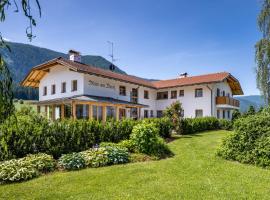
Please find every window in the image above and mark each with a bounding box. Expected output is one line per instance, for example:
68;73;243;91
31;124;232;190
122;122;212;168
195;88;203;97
51;84;56;95
227;110;230;119
195;109;203;118
217;110;220;119
71;80;77;91
179;90;184;97
119;86;126;96
222;91;225;96
157;110;163;118
144;110;149;118
171;90;177;99
157;91;168;100
144;90;149;99
43;86;47;96
107;106;116;119
61;82;66;93
76;104;89;119
223;110;226;119
150;110;154;117
217;88;220;97
92;105;103;121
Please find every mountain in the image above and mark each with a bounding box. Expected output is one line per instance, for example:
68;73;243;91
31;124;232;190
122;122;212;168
0;42;126;99
235;95;266;112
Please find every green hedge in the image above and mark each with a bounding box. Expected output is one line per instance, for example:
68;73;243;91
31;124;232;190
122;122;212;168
0;111;172;161
182;117;220;134
217;113;270;168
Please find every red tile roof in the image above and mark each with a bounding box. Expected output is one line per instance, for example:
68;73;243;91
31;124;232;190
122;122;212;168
152;72;230;88
21;57;243;95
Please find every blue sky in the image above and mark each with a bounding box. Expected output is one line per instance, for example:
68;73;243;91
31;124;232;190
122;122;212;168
1;0;262;95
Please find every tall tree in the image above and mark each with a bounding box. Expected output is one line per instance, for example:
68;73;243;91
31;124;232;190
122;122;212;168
0;0;41;122
256;0;270;105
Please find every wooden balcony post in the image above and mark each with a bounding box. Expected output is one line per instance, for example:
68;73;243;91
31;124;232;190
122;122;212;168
116;106;119;121
102;105;107;122
61;104;65;119
89;104;93;120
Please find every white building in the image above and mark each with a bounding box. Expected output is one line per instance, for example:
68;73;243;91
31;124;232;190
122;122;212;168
22;50;243;121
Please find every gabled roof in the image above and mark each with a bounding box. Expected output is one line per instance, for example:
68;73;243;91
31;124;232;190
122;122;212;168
21;57;243;95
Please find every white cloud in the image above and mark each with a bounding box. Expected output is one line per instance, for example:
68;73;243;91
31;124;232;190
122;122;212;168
2;37;11;42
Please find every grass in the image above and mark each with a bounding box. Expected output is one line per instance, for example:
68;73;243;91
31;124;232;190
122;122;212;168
0;130;270;200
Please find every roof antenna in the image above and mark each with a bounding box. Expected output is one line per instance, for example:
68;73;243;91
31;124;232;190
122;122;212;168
107;41;118;71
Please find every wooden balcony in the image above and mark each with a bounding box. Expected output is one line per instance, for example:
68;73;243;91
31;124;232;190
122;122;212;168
216;96;240;107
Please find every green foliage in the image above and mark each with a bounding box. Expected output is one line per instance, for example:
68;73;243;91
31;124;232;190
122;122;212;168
256;0;270;105
217;113;270;167
182;117;220;134
130;122;172;158
246;105;256;115
232;109;241;121
218;119;233;130
164;101;184;134
58;153;86;171
142;117;173;138
104;146;129;165
0;153;55;184
0;114;137;160
118;140;135;153
21;153;56;173
80;148;109;168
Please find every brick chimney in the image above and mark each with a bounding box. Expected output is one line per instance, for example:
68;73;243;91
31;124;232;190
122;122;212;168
69;50;81;62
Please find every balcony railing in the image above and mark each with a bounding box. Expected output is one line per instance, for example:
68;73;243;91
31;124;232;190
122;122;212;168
216;96;240;107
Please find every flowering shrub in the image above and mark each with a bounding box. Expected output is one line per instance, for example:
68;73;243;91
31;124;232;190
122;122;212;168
58;153;86;170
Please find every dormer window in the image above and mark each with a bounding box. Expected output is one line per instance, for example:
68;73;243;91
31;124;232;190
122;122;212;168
72;80;77;91
51;84;56;95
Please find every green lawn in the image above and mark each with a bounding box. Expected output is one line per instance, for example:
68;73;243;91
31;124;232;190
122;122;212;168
1;130;270;200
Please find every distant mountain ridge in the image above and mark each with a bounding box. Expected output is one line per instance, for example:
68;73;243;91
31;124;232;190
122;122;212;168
0;42;127;99
235;95;266;112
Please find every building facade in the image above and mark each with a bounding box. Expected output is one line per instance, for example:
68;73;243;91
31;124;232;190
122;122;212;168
22;50;243;121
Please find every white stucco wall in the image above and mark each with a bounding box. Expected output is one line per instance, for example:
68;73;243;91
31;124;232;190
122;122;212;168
37;64;237;119
39;65;84;101
155;85;213;118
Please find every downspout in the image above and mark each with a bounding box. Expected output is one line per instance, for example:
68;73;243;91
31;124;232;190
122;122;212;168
206;85;213;116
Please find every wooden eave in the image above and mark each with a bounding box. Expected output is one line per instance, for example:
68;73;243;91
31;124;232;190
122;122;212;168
223;74;244;95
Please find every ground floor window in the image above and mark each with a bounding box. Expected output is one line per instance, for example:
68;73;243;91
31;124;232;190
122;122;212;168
222;110;226;119
64;105;71;118
227;110;230;119
119;108;126;119
195;109;203;118
92;105;103;121
76;104;89;119
107;106;116;120
130;108;138;119
150;110;154;118
217;110;220;119
144;110;149;118
157;110;163;118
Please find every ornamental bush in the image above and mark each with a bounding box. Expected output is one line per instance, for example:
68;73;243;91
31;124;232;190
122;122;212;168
58;153;86;170
142;117;173;138
217;113;270;168
130;122;172;158
99;143;130;164
80;148;109;168
218;119;233;130
0;153;55;184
